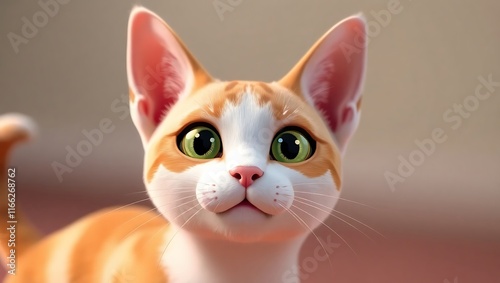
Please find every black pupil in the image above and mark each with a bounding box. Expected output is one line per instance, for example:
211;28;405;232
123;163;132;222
193;130;214;155
279;133;300;159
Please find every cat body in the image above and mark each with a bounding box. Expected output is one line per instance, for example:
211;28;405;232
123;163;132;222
0;6;367;283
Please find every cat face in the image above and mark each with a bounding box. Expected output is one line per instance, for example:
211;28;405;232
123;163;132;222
144;81;341;242
127;7;367;242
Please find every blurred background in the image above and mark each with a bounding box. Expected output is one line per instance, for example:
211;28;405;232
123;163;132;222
1;0;499;282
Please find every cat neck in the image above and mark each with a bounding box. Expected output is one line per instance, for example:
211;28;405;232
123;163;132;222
161;228;306;283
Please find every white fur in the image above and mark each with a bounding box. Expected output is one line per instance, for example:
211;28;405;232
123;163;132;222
161;229;306;283
0;113;37;140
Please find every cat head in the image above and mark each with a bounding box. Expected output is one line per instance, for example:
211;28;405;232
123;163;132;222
127;7;366;243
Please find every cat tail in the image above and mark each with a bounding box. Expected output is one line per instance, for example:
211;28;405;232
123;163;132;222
0;113;41;262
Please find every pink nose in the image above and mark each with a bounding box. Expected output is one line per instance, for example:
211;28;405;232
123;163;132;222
229;166;264;188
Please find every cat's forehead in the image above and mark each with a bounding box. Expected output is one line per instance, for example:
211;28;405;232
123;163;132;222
153;81;306;140
194;80;306;121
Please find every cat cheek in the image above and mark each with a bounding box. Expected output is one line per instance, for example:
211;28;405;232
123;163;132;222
195;175;244;213
247;181;295;215
195;182;223;212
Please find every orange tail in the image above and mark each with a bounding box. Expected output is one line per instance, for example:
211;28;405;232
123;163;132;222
0;114;40;264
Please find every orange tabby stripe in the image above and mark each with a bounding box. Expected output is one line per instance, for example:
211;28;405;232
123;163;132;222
5;207;169;282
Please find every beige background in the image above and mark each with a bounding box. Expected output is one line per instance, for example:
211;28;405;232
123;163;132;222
1;0;499;282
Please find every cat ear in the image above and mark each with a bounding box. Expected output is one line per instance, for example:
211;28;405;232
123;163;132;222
127;7;212;147
278;15;367;154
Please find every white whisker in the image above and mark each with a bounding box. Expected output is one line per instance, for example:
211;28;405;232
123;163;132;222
158;200;212;266
292;204;358;256
99;196;154;217
294;191;378;210
278;203;334;270
295;196;386;239
120;197;198;241
293;198;376;242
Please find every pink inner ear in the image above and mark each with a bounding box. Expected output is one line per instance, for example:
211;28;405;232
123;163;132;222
303;19;366;132
310;51;363;131
129;12;188;126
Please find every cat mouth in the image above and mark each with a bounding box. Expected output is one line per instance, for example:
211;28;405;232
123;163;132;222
225;199;267;214
236;199;258;209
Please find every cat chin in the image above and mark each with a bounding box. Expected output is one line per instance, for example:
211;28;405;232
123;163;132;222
203;226;301;244
206;207;305;243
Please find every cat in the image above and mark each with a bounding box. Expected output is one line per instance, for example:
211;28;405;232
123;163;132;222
0;6;367;283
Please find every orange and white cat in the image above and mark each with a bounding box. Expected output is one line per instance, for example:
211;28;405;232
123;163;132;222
0;6;367;283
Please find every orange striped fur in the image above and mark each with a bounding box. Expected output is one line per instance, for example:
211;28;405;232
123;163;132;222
0;114;172;282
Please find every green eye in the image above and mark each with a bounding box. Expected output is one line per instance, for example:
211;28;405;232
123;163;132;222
179;125;222;159
271;129;313;163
